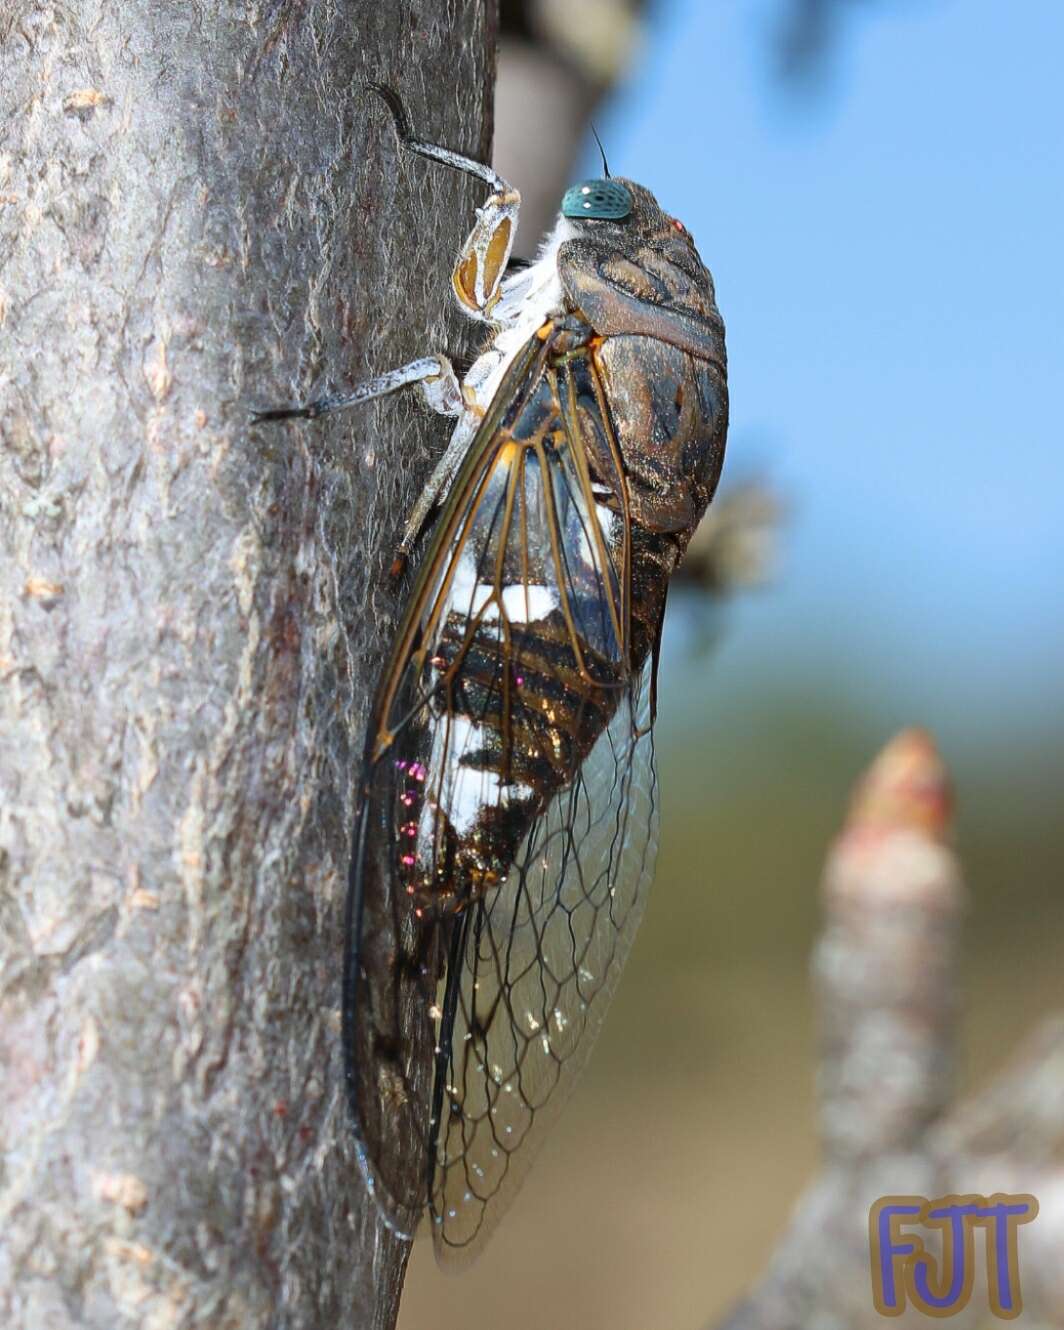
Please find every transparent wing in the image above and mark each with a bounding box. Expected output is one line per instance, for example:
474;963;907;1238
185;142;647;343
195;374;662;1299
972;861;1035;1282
344;327;661;1258
430;665;657;1263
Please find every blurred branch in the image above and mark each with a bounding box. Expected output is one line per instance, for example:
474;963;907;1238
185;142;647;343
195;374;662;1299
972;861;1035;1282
775;0;860;80
496;0;649;250
715;731;1064;1329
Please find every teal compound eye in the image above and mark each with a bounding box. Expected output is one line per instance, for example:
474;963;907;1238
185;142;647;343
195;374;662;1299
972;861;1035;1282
561;179;633;221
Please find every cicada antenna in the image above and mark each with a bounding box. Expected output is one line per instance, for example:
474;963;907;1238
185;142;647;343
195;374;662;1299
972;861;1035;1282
590;123;611;179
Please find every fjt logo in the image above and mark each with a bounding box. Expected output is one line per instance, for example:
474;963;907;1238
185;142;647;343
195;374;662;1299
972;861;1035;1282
870;1194;1038;1319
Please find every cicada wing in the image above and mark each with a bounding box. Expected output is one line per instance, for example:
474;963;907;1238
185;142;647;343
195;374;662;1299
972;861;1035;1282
342;765;434;1239
343;337;550;1236
345;330;656;1254
430;665;658;1263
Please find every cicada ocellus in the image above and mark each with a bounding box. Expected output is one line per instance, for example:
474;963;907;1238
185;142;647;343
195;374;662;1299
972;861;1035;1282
254;85;728;1263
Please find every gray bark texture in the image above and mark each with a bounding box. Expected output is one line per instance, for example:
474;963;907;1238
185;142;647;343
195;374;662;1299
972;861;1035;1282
0;3;497;1326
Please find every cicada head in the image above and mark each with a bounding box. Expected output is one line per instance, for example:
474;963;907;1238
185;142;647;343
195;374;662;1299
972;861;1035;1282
559;176;700;263
552;172;723;374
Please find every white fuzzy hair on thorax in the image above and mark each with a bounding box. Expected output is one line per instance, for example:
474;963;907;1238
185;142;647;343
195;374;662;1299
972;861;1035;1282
462;215;577;411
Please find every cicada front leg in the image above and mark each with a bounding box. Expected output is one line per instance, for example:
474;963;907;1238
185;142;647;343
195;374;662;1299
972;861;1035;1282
253;87;521;569
365;83;521;320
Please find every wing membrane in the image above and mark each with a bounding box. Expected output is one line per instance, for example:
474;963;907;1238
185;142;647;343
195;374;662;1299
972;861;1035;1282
431;666;657;1261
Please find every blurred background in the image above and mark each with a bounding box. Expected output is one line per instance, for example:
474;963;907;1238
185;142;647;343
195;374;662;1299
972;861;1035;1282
400;1;1064;1324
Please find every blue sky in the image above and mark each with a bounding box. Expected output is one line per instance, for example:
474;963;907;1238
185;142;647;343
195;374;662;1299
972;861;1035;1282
586;0;1063;741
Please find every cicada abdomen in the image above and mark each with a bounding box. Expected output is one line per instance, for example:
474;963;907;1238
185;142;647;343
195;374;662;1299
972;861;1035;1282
254;86;727;1264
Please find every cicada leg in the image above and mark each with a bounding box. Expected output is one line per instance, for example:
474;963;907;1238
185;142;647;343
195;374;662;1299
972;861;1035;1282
250;354;463;425
365;83;520;320
251;351;472;572
393;409;480;573
450;186;521;320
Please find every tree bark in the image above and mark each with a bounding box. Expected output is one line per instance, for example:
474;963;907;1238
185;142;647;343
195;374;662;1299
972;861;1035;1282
0;3;496;1326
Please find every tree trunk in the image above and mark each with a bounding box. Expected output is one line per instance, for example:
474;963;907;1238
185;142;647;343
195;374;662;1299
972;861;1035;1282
0;3;496;1326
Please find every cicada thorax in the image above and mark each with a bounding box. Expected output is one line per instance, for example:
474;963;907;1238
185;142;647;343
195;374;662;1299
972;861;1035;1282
556;183;729;541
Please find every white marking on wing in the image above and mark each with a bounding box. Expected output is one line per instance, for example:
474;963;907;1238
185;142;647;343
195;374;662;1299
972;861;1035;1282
448;551;496;620
499;583;558;623
419;713;536;839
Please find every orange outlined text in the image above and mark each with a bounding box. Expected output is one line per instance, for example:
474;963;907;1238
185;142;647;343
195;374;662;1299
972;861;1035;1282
870;1194;1037;1318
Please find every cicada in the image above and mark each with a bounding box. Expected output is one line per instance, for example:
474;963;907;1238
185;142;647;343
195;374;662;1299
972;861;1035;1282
254;85;728;1263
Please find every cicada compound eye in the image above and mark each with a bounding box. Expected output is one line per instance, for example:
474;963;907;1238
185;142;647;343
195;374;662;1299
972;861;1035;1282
561;179;633;221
